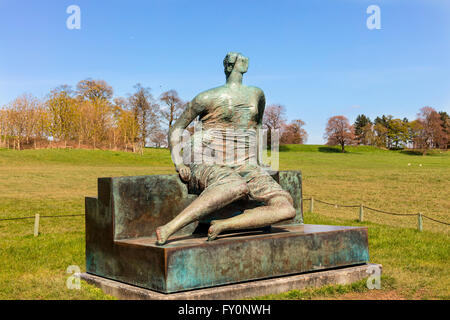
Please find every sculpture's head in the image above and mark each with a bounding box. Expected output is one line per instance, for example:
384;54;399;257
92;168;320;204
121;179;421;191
223;52;249;78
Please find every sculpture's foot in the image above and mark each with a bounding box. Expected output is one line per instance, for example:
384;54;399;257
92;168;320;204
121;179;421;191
207;220;225;241
155;226;170;245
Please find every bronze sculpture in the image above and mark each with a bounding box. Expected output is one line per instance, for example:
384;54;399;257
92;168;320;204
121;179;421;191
84;55;371;291
156;52;296;245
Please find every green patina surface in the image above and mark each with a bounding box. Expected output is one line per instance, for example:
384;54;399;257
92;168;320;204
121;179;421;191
164;225;368;292
159;52;300;244
85;171;369;293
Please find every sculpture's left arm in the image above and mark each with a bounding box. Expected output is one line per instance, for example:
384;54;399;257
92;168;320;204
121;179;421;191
256;90;266;167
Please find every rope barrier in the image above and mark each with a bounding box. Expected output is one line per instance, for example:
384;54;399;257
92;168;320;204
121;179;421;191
315;198;361;208
0;216;36;221
40;214;85;218
303;197;449;227
421;214;450;226
363;206;415;217
0;214;84;221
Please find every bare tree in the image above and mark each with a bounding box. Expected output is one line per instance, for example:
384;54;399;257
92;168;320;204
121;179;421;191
112;98;140;152
150;128;168;148
160;90;184;130
128;84;160;153
416;106;446;152
263;104;286;130
76;79;113;101
75;79;115;149
324;115;355;152
7;94;42;150
0;108;6;148
263;104;287;145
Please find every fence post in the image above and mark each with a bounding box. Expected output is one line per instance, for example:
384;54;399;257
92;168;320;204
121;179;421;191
359;204;364;222
34;214;40;237
418;212;423;232
310;196;314;213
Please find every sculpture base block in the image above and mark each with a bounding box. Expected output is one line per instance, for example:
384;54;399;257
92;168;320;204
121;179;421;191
86;224;369;293
81;263;381;300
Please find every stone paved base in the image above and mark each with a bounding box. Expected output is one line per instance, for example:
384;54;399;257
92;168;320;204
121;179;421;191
80;263;381;300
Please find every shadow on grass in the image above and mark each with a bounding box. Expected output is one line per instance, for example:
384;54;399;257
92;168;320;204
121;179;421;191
318;146;345;153
399;149;446;156
400;150;424;156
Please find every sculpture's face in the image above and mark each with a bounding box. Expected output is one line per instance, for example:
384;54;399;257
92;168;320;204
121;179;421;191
225;54;249;75
234;55;249;74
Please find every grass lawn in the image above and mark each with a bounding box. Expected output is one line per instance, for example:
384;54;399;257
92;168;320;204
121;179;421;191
0;146;448;299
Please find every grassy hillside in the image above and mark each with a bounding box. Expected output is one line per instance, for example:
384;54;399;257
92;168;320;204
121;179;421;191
280;145;450;233
0;146;449;299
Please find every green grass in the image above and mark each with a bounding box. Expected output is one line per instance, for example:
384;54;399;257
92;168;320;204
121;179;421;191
285;212;448;299
252;276;396;300
279;145;450;234
0;145;448;299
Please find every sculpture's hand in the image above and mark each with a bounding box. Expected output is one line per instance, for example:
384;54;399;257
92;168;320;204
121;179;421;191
177;165;191;182
259;162;271;170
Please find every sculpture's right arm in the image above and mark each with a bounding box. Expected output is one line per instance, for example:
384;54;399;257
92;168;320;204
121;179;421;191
168;98;203;173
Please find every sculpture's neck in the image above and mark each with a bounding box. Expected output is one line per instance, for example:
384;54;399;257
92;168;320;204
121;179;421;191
226;71;243;86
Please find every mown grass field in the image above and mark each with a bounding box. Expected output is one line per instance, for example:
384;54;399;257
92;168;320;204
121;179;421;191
0;146;449;299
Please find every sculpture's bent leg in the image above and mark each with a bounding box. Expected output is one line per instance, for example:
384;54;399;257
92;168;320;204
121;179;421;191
156;180;249;245
207;195;295;241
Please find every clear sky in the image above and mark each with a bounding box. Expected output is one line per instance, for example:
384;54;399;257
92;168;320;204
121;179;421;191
0;0;449;144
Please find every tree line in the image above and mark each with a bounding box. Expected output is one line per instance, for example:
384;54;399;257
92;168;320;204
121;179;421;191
5;77;445;154
0;79;183;152
0;79;308;152
324;107;450;153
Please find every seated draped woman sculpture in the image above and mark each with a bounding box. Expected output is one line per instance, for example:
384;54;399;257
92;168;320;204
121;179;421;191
155;52;296;245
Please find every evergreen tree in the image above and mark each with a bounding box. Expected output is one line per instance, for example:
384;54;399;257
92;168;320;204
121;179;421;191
438;111;450;149
354;114;372;145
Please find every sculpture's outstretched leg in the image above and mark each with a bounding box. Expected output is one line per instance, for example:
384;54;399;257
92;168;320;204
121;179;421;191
155;180;249;245
207;195;295;241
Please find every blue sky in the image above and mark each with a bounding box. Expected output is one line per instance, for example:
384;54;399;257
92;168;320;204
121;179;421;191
0;0;449;144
